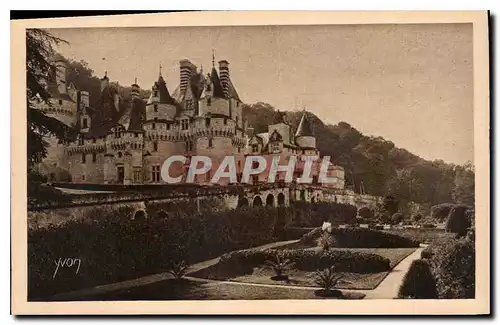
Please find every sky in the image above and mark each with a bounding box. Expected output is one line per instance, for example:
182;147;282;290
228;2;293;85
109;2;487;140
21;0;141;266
48;24;473;165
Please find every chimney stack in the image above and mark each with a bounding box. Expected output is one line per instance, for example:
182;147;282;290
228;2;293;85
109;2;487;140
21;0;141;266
179;59;196;95
218;60;230;97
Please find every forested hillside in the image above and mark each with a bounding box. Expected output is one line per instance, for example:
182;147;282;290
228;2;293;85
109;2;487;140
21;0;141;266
63;57;474;211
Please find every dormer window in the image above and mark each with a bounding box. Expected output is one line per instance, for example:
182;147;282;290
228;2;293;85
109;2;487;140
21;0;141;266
58;99;63;105
207;98;211;106
153;142;158;152
78;135;84;145
82;118;88;129
205;118;210;127
224;118;228;125
154;90;158;97
154;104;158;112
114;128;122;138
252;144;259;153
186;99;192;109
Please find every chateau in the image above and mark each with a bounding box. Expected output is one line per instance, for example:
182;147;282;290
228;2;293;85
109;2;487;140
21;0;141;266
35;55;345;188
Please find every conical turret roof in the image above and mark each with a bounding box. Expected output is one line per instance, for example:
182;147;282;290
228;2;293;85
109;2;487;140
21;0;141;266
156;74;176;105
210;67;226;99
295;112;313;137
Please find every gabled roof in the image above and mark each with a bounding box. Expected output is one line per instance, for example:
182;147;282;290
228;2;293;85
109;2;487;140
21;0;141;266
210;67;226;99
117;97;146;132
295;112;313;137
269;129;283;142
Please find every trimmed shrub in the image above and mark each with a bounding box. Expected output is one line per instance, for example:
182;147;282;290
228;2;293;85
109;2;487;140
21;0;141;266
398;259;438;299
431;203;456;221
391;213;403;225
358;207;374;219
219;248;391;273
429;238;475;299
330;228;420;248
420;247;434;259
445;205;471;237
413;214;422;223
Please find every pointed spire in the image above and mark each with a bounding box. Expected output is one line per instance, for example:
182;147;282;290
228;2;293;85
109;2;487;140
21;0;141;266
159;63;162;76
212;49;215;68
135;77;138;84
295;111;313;137
200;64;203;74
101;70;109;80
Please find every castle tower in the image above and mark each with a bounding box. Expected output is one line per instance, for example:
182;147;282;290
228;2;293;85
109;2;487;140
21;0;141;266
100;71;109;92
295;111;317;153
54;54;67;95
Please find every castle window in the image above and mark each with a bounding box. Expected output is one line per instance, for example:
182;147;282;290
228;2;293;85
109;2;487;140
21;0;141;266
238;147;241;153
114;128;122;138
133;167;142;183
252;175;259;184
236;116;239;124
152;122;156;130
208;137;213;148
205;118;210;127
237;102;240;107
82;118;88;129
207;98;211;106
153;142;158;152
92;137;96;143
152;165;161;183
167;123;171;130
224;118;227;125
271;142;280;153
78;135;84;145
252;144;259;153
154;90;158;97
186;140;193;152
154;104;158;112
82;153;86;164
135;133;139;137
117;152;123;158
181;119;189;130
58;99;63;105
186;99;192;109
92;152;97;163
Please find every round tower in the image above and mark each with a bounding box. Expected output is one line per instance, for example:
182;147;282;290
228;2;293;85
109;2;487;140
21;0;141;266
295;112;316;150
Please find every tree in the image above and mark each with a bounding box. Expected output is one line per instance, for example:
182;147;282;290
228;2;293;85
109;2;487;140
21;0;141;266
391;212;403;225
26;29;77;170
452;162;475;206
445;205;472;237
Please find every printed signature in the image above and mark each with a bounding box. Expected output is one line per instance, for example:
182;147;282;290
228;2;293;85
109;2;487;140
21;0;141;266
53;258;81;279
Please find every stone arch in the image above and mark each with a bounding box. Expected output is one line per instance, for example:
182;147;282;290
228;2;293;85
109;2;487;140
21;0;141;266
265;193;275;207
277;193;285;206
132;209;148;221
253;196;263;207
238;197;249;209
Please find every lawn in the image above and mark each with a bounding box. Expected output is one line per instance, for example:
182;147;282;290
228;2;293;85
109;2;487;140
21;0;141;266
382;228;454;244
54;278;365;301
190;247;417;290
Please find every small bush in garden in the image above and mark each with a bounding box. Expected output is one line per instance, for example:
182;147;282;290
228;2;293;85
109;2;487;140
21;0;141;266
313;266;349;298
391;213;403;225
445;205;472;237
265;255;295;280
398;259;438;299
431;203;456;221
358;207;374;219
466;227;475;242
167;260;189;280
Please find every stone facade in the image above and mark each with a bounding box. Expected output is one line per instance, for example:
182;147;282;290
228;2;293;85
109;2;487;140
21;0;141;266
36;55;345;189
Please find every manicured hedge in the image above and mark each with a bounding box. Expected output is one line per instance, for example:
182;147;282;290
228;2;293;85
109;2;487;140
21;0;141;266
287;202;358;227
330;228;420;248
426;238;475;299
28;206;279;299
219;248;391;274
431;203;456;221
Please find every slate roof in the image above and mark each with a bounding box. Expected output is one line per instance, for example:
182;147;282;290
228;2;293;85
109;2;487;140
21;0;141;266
295;112;313;137
210;67;226;99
